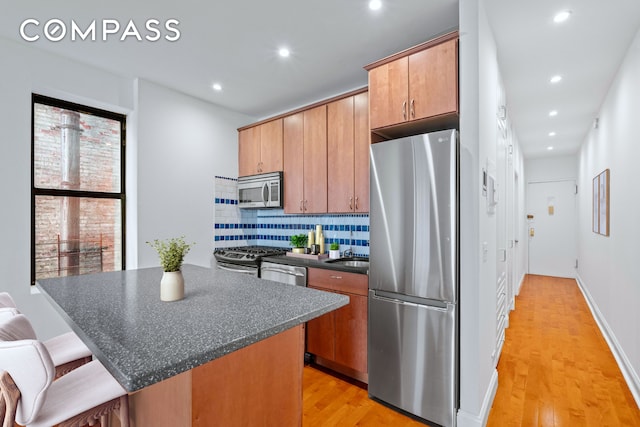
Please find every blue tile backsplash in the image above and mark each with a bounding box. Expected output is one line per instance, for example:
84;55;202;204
214;176;369;257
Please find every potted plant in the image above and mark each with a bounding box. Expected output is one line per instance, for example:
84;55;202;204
290;234;308;254
147;236;194;301
329;242;340;259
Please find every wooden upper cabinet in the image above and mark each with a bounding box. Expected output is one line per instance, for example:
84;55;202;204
409;39;458;120
283;107;327;214
302;105;328;214
369;57;408;130
259;119;283;173
238;126;261;177
327;97;355;213
327;92;370;213
367;33;458;132
238;119;283;177
353;92;370;212
283;113;304;213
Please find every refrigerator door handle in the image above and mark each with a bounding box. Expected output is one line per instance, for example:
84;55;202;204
372;290;449;311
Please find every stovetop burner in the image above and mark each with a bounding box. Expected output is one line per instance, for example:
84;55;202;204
214;246;287;266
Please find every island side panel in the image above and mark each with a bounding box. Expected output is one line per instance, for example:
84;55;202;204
126;370;192;427
192;325;304;427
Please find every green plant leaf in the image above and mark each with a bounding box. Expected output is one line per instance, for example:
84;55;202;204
146;236;195;272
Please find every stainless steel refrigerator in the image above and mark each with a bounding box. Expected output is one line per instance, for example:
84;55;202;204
368;129;458;427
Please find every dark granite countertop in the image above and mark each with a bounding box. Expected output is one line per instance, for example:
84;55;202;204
36;264;348;392
262;254;369;275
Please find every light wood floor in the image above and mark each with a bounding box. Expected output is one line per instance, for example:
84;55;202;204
488;274;640;426
303;274;640;426
303;365;427;426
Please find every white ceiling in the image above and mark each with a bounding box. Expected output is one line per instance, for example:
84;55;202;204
2;1;639;159
485;0;640;158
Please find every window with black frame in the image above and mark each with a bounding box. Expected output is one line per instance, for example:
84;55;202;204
31;94;126;285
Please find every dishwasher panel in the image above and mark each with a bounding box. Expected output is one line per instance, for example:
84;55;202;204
260;262;307;286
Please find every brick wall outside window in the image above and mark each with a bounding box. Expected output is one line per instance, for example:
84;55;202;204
32;98;125;283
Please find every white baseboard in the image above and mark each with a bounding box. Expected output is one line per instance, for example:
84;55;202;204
575;274;640;409
516;272;525;295
457;369;498;427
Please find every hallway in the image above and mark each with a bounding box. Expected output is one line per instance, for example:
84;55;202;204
487;275;640;426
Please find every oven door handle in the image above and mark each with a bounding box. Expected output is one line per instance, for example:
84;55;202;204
261;267;306;277
262;182;269;206
217;264;256;274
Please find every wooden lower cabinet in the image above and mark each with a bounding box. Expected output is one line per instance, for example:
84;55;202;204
306;268;368;382
124;325;304;427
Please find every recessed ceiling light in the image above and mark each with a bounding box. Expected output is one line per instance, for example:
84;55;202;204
554;10;572;23
212;83;222;91
278;47;290;58
550;75;562;84
548;131;556;137
547;146;554;151
369;0;382;11
549;110;558;117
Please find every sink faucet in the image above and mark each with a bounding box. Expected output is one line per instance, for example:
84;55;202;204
343;248;354;257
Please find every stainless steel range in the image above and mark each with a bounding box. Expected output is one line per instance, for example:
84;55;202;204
213;246;287;276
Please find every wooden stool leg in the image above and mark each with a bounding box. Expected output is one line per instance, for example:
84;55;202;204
0;372;20;427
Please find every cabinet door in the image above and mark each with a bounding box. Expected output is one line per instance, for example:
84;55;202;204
409;39;458;120
334;292;367;374
306;286;335;361
238;127;261;177
327;96;355;213
353;92;370;212
260;119;283;173
368;56;408;130
283;113;304;213
302;105;327;213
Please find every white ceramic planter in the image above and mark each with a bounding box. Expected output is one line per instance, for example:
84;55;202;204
160;271;185;302
329;250;340;259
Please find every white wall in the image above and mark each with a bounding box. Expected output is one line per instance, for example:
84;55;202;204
0;37;254;340
576;28;640;405
135;80;253;269
459;1;528;424
526;155;577;183
0;37;134;339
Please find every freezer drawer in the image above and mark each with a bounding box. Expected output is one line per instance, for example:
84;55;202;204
368;291;457;427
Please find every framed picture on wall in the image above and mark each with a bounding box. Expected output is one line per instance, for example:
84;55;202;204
592;175;599;233
598;169;610;236
592;168;610;236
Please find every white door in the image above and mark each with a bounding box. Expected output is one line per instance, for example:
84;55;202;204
527;180;577;278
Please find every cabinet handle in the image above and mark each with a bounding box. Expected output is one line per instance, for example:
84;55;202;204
304;200;308;211
330;275;343;280
410;99;415;118
349;196;353;210
299;200;303;211
402;101;407;120
355;196;359;210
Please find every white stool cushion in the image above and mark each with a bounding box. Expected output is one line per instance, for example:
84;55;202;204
0;338;55;425
0;292;17;308
0;307;19;322
28;360;127;427
0;313;37;341
44;331;92;367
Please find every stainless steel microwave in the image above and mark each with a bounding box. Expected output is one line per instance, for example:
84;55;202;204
237;172;283;209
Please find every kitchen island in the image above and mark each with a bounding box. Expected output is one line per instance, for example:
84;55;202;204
36;264;348;426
